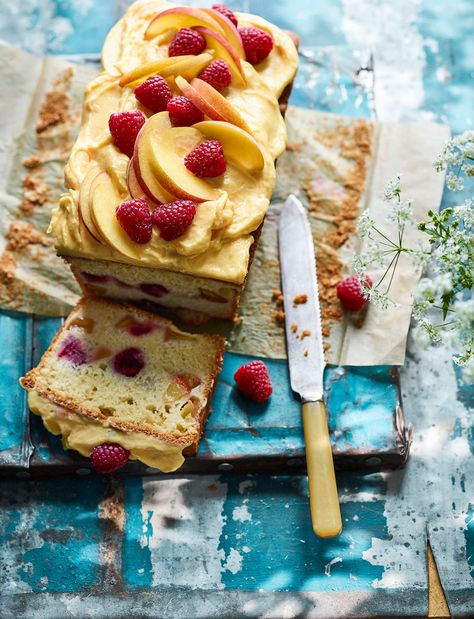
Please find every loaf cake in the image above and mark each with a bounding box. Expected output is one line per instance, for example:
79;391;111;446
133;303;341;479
20;297;225;472
49;0;299;320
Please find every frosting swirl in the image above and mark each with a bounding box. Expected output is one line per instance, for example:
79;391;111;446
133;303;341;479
49;0;298;284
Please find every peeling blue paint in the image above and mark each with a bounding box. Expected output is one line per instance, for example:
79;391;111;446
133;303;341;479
0;479;104;593
465;503;474;578
122;477;153;589
0;313;32;454
29;318;64;462
219;473;387;592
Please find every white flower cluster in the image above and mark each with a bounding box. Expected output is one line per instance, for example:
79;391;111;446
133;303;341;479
387;198;415;226
434;130;474;173
356;210;375;238
352;130;474;375
383;175;401;201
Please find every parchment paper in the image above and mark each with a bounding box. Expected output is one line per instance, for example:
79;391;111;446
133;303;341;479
0;42;90;315
0;43;449;365
229;109;449;365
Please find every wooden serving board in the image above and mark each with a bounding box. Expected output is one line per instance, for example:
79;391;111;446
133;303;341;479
0;313;411;478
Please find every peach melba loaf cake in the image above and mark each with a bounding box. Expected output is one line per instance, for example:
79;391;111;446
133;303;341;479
49;0;298;320
20;297;225;472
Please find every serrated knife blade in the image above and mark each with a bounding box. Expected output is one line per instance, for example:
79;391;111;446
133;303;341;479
278;194;342;538
279;194;326;402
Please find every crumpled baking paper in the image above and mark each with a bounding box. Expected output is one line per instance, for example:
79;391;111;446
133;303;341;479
0;43;449;365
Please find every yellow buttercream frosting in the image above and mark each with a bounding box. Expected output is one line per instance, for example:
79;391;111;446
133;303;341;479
49;0;298;284
29;390;186;472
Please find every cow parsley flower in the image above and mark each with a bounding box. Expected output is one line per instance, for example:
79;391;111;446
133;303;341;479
384;175;401;201
352;130;474;373
446;173;464;191
356;210;375;237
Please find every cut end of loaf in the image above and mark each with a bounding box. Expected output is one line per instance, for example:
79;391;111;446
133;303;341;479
21;297;225;471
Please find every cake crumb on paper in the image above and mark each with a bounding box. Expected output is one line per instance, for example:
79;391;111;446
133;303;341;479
271;289;284;308
23;154;42;169
274;309;285;324
304;350;309;357
300;329;311;340
291;323;298;333
36;67;74;133
6;222;51;252
304;118;372;345
286;140;305;152
19;172;50;217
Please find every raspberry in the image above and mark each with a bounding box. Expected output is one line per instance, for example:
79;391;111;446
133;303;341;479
116;198;152;244
336;275;372;312
234;360;272;403
184;140;226;177
90;443;130;474
167;96;204;126
169;28;206;57
57;336;87;366
211;4;238;27
152;200;196;241
134;76;172;112
113;347;145;377
198;60;232;91
239;26;273;64
126;319;155;337
81;272;111;283
108;110;145;158
139;283;169;298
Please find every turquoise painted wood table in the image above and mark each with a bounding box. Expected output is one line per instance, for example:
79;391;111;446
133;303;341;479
0;1;473;617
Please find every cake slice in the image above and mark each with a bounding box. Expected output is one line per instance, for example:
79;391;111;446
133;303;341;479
20;297;225;472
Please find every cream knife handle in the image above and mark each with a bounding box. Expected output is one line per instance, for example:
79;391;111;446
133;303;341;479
302;400;342;538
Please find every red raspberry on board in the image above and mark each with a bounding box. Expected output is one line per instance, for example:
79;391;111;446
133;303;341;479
234;360;273;403
90;443;130;474
116;198;152;244
152;200;197;241
184;140;226;177
239;26;273;64
212;4;238;27
336;275;373;312
167;96;204;126
108;110;145;158
168;28;206;57
134;76;172;112
198;60;232;91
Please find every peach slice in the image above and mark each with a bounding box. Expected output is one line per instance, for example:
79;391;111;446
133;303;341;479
175;76;250;133
119;56;192;88
192;77;251;132
175;75;226;122
133;154;175;205
119;53;214;88
148;124;220;202
193;26;246;85
201;8;245;59
133;113;176;205
126;160;162;208
144;7;225;41
78;166;105;244
193;120;264;173
159;52;213;80
90;172;142;259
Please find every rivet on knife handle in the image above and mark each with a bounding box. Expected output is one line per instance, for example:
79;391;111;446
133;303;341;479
302;400;342;538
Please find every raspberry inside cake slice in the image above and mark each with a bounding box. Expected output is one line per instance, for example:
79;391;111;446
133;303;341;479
20;298;225;472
